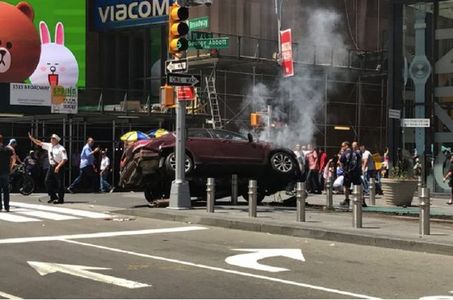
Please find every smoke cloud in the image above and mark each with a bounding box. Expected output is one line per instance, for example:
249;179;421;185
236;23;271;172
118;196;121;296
241;8;348;149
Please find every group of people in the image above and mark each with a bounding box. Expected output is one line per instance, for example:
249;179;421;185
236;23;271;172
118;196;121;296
0;133;114;208
292;141;386;208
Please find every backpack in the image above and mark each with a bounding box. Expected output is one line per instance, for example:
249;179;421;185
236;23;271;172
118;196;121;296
344;150;361;175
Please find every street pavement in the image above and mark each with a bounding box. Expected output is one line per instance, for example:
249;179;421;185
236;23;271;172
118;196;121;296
0;191;453;298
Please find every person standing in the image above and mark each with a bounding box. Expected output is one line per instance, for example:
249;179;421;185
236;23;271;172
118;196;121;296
0;135;13;212
99;149;113;193
360;144;376;194
6;138;21;166
339;141;365;207
67;137;100;193
306;144;320;194
28;132;67;204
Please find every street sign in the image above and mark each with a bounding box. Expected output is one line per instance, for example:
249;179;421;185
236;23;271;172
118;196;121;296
165;59;189;74
280;29;294;77
188;37;229;50
401;118;430;128
177;86;195;101
167;73;201;87
189;16;209;31
191;31;213;40
389;109;401;119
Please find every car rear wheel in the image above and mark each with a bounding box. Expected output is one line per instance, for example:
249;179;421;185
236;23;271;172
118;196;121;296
164;152;194;175
270;152;296;174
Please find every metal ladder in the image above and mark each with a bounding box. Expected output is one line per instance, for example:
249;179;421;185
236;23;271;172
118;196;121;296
205;72;223;129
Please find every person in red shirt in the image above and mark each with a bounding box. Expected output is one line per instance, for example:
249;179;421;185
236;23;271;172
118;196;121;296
306;144;321;194
318;149;328;190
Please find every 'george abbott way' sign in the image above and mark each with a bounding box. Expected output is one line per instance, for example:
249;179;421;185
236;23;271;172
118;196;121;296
94;0;177;30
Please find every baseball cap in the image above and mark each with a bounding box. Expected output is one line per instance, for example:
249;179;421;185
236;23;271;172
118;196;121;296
8;139;16;145
51;134;61;142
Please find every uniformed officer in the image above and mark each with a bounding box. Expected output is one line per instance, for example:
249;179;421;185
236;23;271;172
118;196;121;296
28;132;68;204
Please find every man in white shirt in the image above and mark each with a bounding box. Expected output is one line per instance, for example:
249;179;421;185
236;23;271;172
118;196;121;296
28;132;67;204
99;149;113;193
360;144;376;194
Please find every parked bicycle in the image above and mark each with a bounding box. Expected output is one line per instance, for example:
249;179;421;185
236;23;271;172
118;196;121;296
9;164;35;196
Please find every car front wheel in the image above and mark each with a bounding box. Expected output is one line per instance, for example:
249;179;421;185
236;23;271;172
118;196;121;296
164;152;194;175
270;152;297;174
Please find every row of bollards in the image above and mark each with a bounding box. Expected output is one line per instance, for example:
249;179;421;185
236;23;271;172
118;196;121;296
205;176;431;236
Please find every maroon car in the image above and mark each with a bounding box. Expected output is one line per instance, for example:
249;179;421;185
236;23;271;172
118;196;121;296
119;128;300;202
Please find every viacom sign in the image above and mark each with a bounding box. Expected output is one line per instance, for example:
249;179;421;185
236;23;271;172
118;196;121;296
94;0;177;30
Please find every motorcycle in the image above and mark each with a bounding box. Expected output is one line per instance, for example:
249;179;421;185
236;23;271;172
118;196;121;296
9;164;35;196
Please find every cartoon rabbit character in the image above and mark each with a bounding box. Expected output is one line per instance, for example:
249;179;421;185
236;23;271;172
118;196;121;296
29;21;79;87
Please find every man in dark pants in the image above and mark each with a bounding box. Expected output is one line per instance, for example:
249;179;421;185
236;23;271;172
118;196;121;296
67;137;100;193
0;135;13;212
28;132;67;204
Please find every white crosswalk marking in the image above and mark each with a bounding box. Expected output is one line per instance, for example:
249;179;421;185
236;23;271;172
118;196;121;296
0;202;112;223
18;210;80;221
0;213;40;223
10;202;111;218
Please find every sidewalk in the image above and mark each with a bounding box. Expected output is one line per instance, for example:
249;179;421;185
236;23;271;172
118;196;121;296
117;191;453;256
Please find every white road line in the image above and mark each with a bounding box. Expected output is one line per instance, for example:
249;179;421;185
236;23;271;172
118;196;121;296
62;239;380;300
0;290;22;299
0;226;208;244
10;202;111;218
0;213;40;223
18;211;80;221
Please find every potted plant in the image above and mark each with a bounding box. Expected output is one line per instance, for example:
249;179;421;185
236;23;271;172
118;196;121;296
380;155;418;207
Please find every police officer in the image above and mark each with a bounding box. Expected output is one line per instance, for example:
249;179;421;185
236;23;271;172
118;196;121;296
28;132;67;204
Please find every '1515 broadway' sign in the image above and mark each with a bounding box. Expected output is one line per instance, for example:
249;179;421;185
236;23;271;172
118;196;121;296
94;0;177;30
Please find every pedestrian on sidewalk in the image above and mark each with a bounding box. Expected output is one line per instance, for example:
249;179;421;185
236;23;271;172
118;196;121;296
28;132;67;204
360;144;376;195
443;155;453;205
339;141;366;207
67;137;100;193
306;144;321;194
0;135;13;212
99;149;113;193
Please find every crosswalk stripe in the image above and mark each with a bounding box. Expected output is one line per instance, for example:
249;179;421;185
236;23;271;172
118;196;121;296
10;202;111;219
0;213;40;223
18;211;80;221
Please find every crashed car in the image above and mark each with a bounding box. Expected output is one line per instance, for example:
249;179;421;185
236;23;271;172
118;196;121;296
119;128;300;203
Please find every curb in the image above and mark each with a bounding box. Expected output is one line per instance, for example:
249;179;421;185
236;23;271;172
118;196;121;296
116;208;453;257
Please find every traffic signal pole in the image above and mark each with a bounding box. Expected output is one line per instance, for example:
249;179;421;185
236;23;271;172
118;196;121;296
169;99;191;209
168;2;191;209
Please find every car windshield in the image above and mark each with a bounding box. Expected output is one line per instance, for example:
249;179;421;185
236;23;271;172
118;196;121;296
211;130;248;141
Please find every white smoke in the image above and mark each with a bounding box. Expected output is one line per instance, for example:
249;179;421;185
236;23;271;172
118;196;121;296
242;8;348;148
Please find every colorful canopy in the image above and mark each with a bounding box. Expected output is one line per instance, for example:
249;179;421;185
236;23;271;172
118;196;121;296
120;131;150;142
148;128;169;138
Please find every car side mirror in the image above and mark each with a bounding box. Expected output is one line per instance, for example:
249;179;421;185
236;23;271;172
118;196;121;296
247;133;253;143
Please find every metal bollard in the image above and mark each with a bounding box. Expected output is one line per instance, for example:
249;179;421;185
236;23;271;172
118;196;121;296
352;185;363;228
417;176;423;195
231;174;238;205
419;187;430;236
296;182;306;222
206;178;215;213
370;177;376;206
248;180;257;217
325;176;333;210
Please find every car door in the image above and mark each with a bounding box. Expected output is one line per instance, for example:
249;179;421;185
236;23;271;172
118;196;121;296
210;130;266;166
186;129;216;163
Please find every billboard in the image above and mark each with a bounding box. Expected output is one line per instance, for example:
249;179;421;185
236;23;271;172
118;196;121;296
94;0;176;31
3;0;86;87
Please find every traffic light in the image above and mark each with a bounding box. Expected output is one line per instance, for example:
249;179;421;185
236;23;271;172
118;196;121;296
161;85;175;107
168;3;189;55
250;113;262;127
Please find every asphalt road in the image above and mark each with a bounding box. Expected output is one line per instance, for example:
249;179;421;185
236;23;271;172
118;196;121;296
0;193;453;299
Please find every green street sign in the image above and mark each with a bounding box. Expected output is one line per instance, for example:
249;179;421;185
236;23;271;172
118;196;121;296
189;37;229;50
189;16;209;31
191;31;213;40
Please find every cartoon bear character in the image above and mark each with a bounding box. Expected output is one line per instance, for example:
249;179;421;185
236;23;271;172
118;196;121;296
0;1;41;83
29;21;79;87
